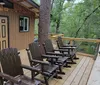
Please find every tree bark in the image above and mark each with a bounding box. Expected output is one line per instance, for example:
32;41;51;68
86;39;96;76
38;0;51;54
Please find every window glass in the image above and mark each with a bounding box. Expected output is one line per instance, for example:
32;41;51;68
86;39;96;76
19;16;29;32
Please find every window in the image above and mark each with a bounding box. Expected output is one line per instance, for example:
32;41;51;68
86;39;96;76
19;16;29;32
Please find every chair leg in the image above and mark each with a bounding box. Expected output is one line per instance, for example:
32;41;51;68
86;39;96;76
74;57;79;60
32;71;35;80
68;56;76;64
44;77;49;85
73;54;79;60
64;62;71;68
54;75;62;79
57;66;65;75
0;77;3;85
54;71;62;79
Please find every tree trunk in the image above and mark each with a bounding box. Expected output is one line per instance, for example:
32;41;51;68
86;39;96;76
38;0;51;54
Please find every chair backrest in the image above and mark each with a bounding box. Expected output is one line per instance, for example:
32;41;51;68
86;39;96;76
0;48;23;77
44;39;54;52
57;36;64;48
29;42;42;61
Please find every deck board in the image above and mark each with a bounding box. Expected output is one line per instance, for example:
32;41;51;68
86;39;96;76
79;58;94;85
71;57;90;85
19;49;94;85
63;57;87;85
87;46;100;85
54;56;83;85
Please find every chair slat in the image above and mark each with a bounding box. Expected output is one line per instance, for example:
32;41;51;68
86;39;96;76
0;48;23;77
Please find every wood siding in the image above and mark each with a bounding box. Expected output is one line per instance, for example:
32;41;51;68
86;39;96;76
0;5;35;50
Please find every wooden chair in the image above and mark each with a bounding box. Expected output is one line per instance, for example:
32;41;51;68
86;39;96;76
0;48;45;85
28;42;69;75
43;39;76;64
57;36;77;48
57;36;79;60
26;42;62;85
43;39;73;67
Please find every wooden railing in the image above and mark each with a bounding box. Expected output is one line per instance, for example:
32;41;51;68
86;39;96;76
51;34;100;58
34;33;100;58
51;35;100;43
34;33;100;43
34;33;64;38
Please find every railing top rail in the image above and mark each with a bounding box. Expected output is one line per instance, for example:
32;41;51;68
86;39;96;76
34;33;100;43
51;36;100;43
51;34;64;37
34;33;64;36
62;37;100;43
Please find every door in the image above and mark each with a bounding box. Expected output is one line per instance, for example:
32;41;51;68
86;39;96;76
0;17;8;50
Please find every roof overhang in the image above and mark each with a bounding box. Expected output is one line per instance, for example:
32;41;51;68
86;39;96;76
0;0;13;8
11;0;39;18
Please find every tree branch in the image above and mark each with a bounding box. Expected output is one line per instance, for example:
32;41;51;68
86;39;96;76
75;4;100;38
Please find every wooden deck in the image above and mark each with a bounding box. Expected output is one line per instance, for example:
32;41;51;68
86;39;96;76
19;49;94;85
87;46;100;85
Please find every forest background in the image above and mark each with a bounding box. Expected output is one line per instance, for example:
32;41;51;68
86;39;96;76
33;0;100;54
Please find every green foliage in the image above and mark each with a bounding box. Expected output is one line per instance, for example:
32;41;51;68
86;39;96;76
50;0;100;54
34;0;100;54
34;19;39;34
51;0;100;39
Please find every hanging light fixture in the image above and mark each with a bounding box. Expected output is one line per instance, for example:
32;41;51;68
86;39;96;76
0;0;5;5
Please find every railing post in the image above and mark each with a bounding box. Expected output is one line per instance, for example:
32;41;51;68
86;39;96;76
94;38;100;60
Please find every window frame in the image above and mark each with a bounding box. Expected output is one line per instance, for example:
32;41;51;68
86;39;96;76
19;16;30;32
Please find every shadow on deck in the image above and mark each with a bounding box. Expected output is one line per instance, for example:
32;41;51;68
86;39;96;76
19;49;94;85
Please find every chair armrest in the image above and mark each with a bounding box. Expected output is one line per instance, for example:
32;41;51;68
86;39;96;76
64;44;77;47
54;49;69;52
62;45;77;48
30;59;50;65
42;54;59;59
46;52;64;56
21;65;50;77
0;73;21;84
21;64;41;72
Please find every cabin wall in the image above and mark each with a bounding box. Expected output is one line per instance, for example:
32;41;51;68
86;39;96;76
0;10;35;50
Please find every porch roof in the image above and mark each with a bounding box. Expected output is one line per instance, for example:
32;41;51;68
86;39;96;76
10;0;39;18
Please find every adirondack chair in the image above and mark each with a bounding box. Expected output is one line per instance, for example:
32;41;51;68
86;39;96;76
27;42;69;75
57;36;77;48
26;42;62;84
43;39;76;64
57;36;79;60
0;48;45;85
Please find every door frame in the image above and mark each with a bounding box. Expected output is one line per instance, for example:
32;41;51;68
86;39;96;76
0;15;9;48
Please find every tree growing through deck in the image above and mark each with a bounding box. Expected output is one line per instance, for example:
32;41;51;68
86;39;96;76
38;0;51;53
